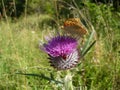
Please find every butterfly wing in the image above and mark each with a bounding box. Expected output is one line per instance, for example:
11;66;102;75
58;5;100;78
63;18;88;36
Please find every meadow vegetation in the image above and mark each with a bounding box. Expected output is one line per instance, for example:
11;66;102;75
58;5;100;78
0;0;120;90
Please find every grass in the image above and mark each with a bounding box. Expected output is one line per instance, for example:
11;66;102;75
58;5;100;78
0;6;120;90
0;15;54;89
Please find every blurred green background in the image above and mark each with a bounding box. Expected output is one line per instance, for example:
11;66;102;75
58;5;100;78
0;0;120;90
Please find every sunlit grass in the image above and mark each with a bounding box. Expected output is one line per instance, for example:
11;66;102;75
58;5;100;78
0;14;54;89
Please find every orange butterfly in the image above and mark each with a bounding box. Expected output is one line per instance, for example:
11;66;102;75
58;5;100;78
62;18;88;36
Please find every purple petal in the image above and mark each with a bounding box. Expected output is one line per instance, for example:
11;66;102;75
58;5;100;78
43;35;78;57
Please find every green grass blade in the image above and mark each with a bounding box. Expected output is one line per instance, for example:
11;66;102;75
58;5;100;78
81;30;95;56
82;40;96;57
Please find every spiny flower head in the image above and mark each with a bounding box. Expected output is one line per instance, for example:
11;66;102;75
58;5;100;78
43;35;77;58
41;35;80;70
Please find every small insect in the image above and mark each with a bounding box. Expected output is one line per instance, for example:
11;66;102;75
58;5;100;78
62;18;88;36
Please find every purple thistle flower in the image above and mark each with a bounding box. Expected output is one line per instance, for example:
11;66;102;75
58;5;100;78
41;35;80;70
43;36;77;57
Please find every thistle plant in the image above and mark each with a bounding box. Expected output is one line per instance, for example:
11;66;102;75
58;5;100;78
39;28;95;89
41;35;80;70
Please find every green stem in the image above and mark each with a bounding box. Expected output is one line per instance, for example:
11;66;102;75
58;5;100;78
64;70;73;90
